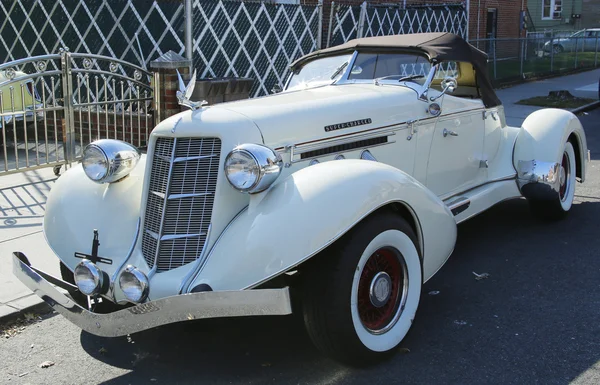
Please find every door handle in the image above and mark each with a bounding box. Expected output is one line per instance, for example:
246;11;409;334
443;128;458;137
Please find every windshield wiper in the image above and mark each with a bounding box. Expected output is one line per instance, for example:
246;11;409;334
330;62;349;80
397;74;425;82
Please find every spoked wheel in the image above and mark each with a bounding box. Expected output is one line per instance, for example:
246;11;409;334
553;45;564;54
529;141;577;220
302;212;422;366
356;248;408;335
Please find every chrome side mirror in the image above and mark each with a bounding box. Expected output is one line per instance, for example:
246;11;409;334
430;76;457;102
176;69;207;110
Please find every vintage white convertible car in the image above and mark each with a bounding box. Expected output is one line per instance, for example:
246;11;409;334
13;33;588;365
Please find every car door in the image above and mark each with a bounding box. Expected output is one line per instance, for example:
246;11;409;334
424;94;486;198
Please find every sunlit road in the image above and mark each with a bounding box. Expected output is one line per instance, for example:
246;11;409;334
1;109;599;385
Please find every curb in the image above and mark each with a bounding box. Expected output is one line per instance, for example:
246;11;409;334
0;300;52;326
571;100;600;115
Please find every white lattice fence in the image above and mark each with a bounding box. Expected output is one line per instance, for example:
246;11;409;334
329;3;468;48
191;0;320;97
363;6;467;39
0;0;185;69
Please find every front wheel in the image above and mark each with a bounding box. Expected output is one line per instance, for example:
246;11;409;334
529;141;577;220
301;212;422;366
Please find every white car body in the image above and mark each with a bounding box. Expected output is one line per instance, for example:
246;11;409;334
13;32;589;365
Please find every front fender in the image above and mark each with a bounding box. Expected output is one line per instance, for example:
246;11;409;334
43;157;146;277
514;108;588;183
190;159;457;292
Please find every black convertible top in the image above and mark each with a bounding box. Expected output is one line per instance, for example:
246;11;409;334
290;32;501;108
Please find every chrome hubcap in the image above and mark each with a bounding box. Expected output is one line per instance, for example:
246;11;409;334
369;272;392;308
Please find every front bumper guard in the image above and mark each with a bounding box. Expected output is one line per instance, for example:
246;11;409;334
12;252;293;338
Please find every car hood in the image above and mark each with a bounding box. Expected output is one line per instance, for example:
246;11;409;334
211;83;427;148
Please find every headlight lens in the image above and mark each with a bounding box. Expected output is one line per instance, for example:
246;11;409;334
119;266;149;303
224;143;283;193
74;260;104;296
82;145;109;181
82;139;141;184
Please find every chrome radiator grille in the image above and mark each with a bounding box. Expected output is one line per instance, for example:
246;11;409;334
142;137;221;272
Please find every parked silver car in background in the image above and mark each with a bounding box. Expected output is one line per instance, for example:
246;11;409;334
544;28;600;54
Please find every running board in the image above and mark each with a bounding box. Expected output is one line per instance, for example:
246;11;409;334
443;179;522;224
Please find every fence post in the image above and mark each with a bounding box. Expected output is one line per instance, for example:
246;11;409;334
493;39;497;80
520;38;524;77
317;0;323;50
60;48;76;167
550;37;554;73
326;1;334;48
575;37;579;69
184;0;193;73
357;1;367;38
595;35;598;67
150;51;192;123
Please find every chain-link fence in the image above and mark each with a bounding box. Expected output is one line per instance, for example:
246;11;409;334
328;2;467;48
472;35;600;85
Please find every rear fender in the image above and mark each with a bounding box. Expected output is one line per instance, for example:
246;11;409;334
189;159;457;292
515;109;588;180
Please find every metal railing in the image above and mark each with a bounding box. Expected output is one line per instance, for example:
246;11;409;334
0;50;154;176
471;35;600;84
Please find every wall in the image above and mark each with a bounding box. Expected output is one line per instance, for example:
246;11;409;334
527;0;582;32
469;0;527;40
581;0;600;29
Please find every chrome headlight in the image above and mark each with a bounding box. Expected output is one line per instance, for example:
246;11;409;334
224;143;283;193
82;139;141;183
119;266;149;303
74;259;106;296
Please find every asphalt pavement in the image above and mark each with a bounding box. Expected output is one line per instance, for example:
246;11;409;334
0;108;599;384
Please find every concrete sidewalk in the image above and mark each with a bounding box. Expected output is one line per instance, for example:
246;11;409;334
495;68;600;126
0;167;60;321
0;68;599;324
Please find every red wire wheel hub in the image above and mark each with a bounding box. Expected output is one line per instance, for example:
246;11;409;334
357;247;409;334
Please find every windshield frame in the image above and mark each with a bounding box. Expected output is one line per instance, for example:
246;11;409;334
284;49;438;91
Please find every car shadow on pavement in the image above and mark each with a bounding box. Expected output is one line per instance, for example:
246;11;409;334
78;198;600;385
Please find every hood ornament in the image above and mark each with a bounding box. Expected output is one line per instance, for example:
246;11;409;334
176;69;207;110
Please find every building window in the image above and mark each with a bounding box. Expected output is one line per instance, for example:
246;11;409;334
542;0;562;20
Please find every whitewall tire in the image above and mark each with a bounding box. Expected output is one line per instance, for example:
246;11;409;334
301;211;422;366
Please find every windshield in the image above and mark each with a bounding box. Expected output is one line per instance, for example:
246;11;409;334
348;53;432;82
286;54;352;91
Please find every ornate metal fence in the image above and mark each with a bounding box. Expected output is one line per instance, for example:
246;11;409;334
0;51;154;176
328;2;468;48
190;0;322;97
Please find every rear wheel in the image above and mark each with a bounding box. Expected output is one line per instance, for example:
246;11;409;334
529;141;576;220
302;212;422;366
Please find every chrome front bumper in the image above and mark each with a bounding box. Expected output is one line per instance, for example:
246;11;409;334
12;252;293;337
